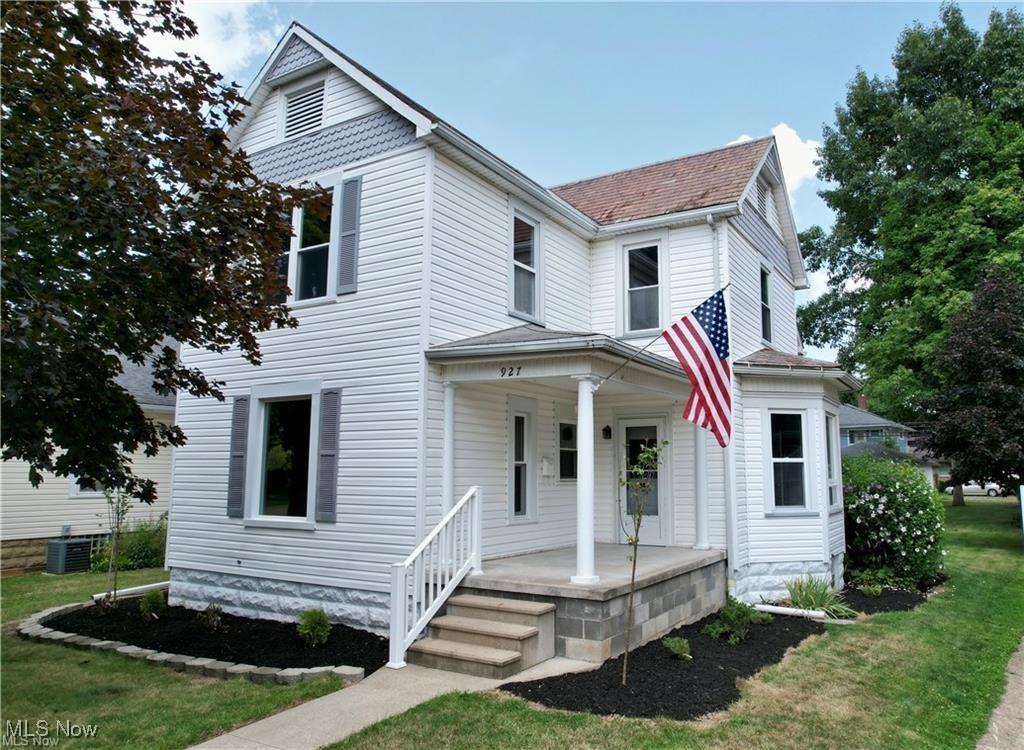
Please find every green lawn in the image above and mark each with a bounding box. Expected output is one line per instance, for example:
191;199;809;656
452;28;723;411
1;567;342;749
334;499;1024;750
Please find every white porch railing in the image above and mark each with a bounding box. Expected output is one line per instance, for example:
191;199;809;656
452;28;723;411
387;485;482;668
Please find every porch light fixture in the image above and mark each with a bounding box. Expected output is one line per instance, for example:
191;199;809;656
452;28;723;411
602;425;612;440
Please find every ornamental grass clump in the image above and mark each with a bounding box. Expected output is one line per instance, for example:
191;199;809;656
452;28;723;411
842;456;946;589
785;576;856;619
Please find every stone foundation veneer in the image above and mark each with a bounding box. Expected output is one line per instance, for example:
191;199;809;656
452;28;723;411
457;559;727;663
732;560;840;604
169;568;390;634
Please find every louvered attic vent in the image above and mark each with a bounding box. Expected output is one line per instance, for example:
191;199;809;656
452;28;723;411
284;82;325;139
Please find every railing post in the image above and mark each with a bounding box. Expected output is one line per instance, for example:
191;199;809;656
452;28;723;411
387;562;407;669
470;487;483;574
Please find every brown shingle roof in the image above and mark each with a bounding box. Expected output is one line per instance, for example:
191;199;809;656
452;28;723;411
551;138;773;225
735;347;844;370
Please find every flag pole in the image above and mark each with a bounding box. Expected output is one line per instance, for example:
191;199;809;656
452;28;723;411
594;283;730;392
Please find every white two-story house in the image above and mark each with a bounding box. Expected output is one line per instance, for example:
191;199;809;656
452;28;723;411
167;24;858;674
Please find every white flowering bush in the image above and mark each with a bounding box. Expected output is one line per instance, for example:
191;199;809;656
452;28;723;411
842;455;946;589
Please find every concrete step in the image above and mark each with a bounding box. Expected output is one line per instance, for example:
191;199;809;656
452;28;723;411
429;615;538;652
447;594;555;627
406;638;522;679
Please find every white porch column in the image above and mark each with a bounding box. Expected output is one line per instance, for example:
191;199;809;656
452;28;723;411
571;375;600;584
694;427;710;549
441;381;455;513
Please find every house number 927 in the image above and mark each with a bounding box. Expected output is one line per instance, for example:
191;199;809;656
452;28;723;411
499;365;522;377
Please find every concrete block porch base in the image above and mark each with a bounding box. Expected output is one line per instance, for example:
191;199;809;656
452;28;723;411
455;544;726;662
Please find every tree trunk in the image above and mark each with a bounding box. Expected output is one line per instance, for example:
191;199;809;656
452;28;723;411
952;484;966;507
621;545;639;687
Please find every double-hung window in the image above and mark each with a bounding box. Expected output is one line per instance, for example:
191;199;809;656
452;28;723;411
511;215;538;319
626;244;660;333
770;412;806;507
558;422;577;481
760;267;772;342
296;192;332;301
825;413;841;508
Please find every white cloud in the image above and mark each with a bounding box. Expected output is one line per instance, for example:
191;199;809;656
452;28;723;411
729;122;820;198
145;1;282;79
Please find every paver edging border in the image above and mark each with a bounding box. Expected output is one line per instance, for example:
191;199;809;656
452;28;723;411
17;599;366;686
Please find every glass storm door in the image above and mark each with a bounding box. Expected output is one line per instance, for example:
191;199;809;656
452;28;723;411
618;419;668;546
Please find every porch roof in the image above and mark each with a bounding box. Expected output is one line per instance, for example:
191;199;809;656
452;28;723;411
426;324;686;381
734;347;862;390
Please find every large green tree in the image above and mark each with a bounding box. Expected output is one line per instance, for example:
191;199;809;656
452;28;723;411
920;270;1024;491
799;5;1024;422
1;1;308;501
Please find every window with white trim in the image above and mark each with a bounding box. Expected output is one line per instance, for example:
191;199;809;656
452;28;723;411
68;476;106;498
558;422;577;481
259;397;313;517
626;244;660;333
507;397;537;520
511;215;537;318
295;192;332;301
825;413;841;507
283;80;325;139
760;267;772;342
770;412;806;507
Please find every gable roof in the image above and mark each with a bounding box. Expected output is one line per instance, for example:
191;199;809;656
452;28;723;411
551;139;773;225
838;404;913;433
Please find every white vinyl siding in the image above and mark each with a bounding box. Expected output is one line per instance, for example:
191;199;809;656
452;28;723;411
167;147;427;593
236;68;386;155
0;411;173;541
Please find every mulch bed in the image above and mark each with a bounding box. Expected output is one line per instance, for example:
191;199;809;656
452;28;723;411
843;587;927;615
46;598;389;673
502;614;823;721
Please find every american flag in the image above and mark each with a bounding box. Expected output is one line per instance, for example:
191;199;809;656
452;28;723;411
661;290;732;447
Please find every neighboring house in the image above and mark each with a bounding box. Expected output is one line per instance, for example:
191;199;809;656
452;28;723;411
166;24;858;673
841;441;946;489
0;357;175;571
839;403;914;452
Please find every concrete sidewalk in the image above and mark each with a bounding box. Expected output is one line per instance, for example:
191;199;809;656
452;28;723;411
978;639;1024;750
191;658;592;750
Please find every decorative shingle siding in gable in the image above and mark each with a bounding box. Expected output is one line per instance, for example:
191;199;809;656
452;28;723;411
266;36;325;83
246;110;416;184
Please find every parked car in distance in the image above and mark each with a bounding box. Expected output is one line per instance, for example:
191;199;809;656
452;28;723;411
945;482;1004;497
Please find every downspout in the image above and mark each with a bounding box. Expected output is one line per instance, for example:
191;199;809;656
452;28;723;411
708;214;739;594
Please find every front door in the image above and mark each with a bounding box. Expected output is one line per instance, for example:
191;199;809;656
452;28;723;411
617;418;668;546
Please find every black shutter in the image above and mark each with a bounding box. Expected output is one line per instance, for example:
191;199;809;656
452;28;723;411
337;177;362;294
316;389;342;523
227;396;250;518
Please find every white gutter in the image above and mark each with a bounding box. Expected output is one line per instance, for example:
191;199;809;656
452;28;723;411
734;363;862;391
595;202;740;238
432;123;598;236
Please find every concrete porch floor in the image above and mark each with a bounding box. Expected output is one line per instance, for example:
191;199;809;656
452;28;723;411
470;544;726;601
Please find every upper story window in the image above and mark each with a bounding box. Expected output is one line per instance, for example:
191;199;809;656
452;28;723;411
296;192;331;300
283;80;325;139
510;214;539;320
770;412;806;507
760;267;773;342
626;244;660;333
277;177;362;304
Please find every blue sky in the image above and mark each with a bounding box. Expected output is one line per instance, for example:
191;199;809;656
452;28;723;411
172;1;1012;357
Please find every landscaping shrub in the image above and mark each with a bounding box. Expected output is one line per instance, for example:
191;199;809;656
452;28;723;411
90;514;167;572
842;455;946;589
860;583;883;597
785;576;856;619
139;589;167;620
197;604;224;630
662;636;692;660
702;596;772;645
297;608;331;647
